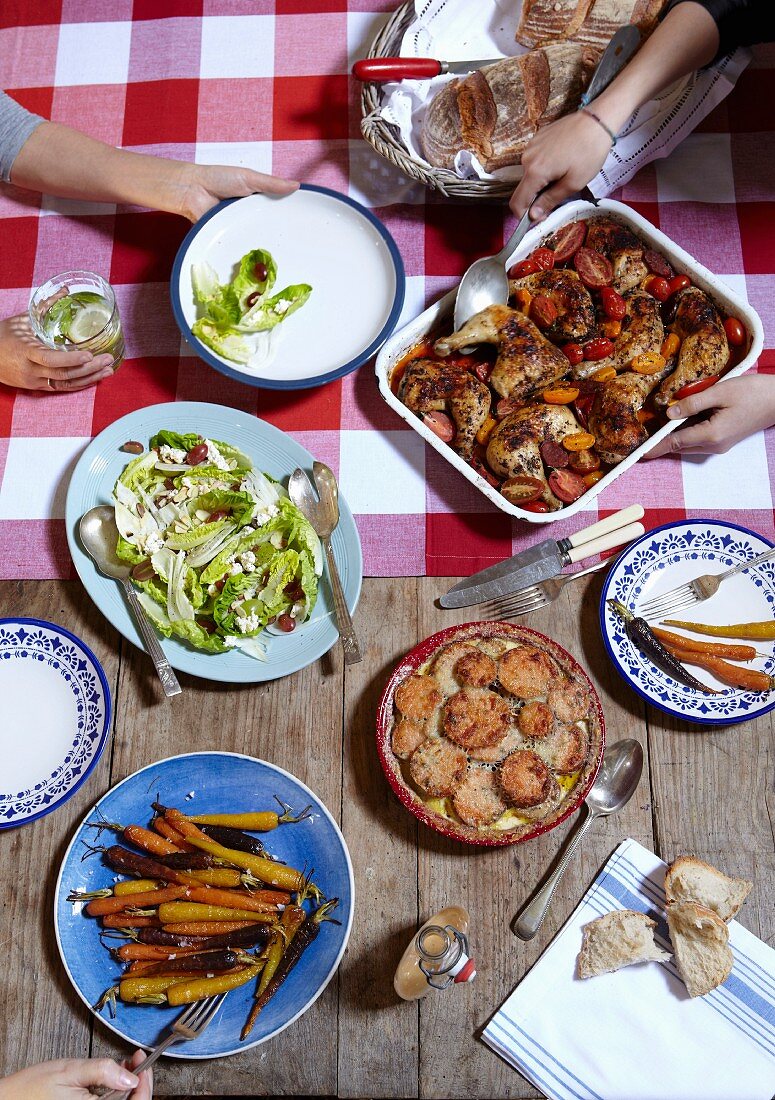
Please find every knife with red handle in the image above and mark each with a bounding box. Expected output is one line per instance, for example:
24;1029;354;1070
352;56;502;81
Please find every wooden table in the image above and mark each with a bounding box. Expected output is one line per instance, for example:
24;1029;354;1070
1;574;772;1098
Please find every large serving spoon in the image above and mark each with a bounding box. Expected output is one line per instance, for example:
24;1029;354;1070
513;738;644;940
79;506;182;698
288;462;362;665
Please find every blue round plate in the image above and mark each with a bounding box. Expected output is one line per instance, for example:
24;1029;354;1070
600;520;775;726
170;185;405;390
55;752;354;1059
65;401;362;683
0;618;111;829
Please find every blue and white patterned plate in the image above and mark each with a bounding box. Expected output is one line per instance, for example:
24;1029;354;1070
0;618;111;829
55;752;354;1059
600;521;775;726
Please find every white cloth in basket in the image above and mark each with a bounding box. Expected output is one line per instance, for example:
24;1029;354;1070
376;0;750;195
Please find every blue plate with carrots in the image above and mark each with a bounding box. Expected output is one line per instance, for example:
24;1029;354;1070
54;752;354;1059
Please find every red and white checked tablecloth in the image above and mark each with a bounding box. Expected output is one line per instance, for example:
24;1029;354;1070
1;1;774;580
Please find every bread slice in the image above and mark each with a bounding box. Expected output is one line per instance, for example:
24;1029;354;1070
665;856;752;922
667;901;733;997
578;909;669;979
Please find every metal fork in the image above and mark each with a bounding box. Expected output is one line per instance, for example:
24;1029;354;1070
481;557;612;620
99;995;225;1098
637;545;775;620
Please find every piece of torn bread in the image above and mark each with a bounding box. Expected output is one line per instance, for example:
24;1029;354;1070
666;900;734;998
578;909;669;979
664;855;752;922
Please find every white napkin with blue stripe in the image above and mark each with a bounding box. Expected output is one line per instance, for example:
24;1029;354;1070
483;839;775;1100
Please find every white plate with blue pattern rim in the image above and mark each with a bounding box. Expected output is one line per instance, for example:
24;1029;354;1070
599;520;775;726
65;401;362;684
0;618;111;829
170;184;405;390
55;752;354;1059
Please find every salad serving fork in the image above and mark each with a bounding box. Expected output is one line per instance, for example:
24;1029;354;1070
481;557;613;620
636;546;775;620
99;995;225;1099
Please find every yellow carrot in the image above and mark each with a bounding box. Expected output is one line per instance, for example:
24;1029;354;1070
167;965;263;1006
158;902;275;924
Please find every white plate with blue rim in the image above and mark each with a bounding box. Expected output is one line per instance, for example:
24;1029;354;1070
600;520;775;726
0;618;111;829
55;751;354;1058
170;184;405;390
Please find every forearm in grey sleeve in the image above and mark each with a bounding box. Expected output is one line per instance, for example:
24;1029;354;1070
0;90;45;183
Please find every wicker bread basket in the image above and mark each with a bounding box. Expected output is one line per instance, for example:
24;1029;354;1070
359;2;513;200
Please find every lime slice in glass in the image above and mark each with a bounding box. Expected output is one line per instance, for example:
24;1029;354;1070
66;303;110;343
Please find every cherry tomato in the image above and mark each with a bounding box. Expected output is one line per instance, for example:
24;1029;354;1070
673;375;721;402
562;431;596;452
643;249;673;279
531;294;558;329
573;247;613;289
500;475;545;504
548;220;587;263
582;337;614;361
569;448;601;474
519;500;550;513
583;470;605;487
600;287;626;320
644;275;670;301
548;468;586;503
630;351;667;375
530;247;555;271
186;443;209;465
422;411;455;442
724;317;745;347
667;274;691;296
561;342;584;366
276;613;296;632
470;455;501;488
507;258;539;279
661;333;681;360
472;361;493;384
573;394;596;430
542;384;580;405
539;441;569;469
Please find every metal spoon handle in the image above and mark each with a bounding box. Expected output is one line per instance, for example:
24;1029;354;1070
121;580;182;697
514;804;595;940
495;205;534;264
324;537;362;665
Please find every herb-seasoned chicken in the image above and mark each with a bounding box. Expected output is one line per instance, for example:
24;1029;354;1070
399;358;490;459
434;304;569;401
588;368;670;464
486;403;582;509
654;287;729;407
585;216;648;293
573;290;664;380
508;268;596;342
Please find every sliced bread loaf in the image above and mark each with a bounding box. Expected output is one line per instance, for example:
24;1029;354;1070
666;901;733;998
578;909;669;979
665;855;752;922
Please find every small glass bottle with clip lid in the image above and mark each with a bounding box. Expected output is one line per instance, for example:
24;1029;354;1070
394;905;476;1001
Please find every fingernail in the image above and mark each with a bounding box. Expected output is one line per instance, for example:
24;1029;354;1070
530;206;545;220
666;403;681;418
118;1071;139;1088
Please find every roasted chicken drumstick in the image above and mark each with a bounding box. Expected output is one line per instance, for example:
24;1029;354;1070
399;358;490;459
486;403;582;510
654;287;729;407
508;268;596;343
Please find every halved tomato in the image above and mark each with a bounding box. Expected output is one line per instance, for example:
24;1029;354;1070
500;475;544;504
672;375;721;402
422;411;455;442
548;468;586;503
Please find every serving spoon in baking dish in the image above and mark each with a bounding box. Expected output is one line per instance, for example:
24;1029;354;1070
513;738;643;940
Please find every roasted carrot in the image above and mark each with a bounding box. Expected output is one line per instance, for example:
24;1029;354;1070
196;823;270;857
101;914;161;928
187;869;242;888
86;885;187;917
167;965;261;1006
127;949;239;978
158;902;276;924
172;827;310;893
123;824;182;857
184;885;286;912
162;921;263;936
663;644;774;692
257;906;305;997
135;924;271;950
114;879;159;896
114;943;204;962
119;974;211;1002
652;626;756;661
161;809;211;843
153;816;195;850
662;619;775;640
105;845;194;886
189;811;282;831
156;851;216;871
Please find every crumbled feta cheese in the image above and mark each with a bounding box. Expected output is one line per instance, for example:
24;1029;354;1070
143;531;164;556
274;299;290;315
235;612;260;633
159;445;187;463
238;550;257;573
204;439;230;471
229;562;243;575
207;582;220;597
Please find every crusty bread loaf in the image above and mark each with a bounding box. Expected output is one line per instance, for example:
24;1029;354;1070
516;0;666;51
664;856;752;923
666;900;734;998
577;909;670;979
421;42;596;172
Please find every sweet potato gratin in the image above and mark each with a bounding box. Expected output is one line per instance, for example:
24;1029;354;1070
382;623;604;844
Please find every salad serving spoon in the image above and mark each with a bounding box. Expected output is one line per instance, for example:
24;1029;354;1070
513;738;643;940
288;463;362;665
79;506;182;698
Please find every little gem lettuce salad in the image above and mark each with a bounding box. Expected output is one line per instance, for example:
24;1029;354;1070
112;430;323;659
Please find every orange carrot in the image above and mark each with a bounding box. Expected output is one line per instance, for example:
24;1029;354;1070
652;626;756;662
86;884;187;917
184;886;284;913
101;914;161;928
664;645;774;692
114;943;203;962
124;824;181;857
153;817;195;850
161;920;263;936
164;809;212;843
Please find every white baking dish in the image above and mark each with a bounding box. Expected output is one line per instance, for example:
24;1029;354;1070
375;198;764;524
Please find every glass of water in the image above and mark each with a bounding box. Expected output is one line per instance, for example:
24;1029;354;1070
29;270;125;371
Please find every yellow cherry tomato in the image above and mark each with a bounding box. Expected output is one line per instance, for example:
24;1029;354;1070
542;385;580;405
583;470;605;487
562;431;596;452
475;414;498;446
590;365;616;383
600;319;622;339
661;333;680;359
513;288;532;313
630;352;667;375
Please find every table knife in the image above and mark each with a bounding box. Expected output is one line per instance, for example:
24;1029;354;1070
352;57;503;82
579;25;641;107
439;505;645;609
